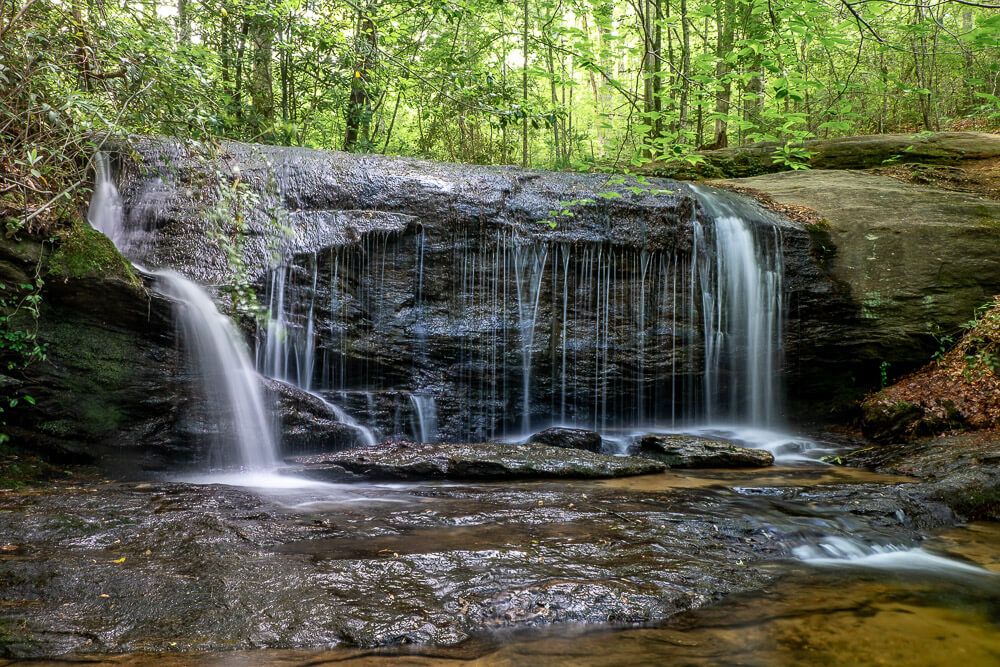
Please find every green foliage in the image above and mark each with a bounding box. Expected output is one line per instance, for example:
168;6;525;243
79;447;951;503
0;272;46;444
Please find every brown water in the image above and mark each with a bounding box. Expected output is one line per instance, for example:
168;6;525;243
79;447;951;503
7;523;997;667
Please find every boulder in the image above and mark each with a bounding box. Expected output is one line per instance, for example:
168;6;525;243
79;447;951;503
264;379;370;454
638;434;774;468
290;440;666;480
526;427;603;453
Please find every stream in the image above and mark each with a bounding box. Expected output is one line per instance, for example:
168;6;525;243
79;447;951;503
3;459;997;664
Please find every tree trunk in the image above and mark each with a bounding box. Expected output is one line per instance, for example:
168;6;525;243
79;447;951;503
522;0;530;168
712;0;735;149
345;4;377;151
249;13;276;137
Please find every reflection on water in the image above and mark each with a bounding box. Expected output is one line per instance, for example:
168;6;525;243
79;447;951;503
14;524;1000;667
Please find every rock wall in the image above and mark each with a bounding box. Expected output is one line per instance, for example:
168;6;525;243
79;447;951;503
114;138;843;436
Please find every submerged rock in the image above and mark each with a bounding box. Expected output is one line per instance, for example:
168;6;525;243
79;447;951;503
527;427;603;453
291;440;665;480
638;435;774;468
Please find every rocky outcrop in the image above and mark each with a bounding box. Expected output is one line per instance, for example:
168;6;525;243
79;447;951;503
112;137;846;435
638;435;774;468
726;170;1000;418
841;430;1000;521
527;427;603;453
648;132;1000;179
288;440;666;480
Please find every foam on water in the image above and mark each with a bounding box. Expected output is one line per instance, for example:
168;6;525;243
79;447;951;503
794;536;994;576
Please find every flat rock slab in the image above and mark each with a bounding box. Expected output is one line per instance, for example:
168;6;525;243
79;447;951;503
526;427;603;453
639;435;775;468
290;440;666;480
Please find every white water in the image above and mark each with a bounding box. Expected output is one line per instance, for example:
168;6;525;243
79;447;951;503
157;271;278;470
794;536;994;576
409;394;438;443
87;152;281;473
690;185;783;426
87;152;125;249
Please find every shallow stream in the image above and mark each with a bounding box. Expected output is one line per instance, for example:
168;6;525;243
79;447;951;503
3;461;996;665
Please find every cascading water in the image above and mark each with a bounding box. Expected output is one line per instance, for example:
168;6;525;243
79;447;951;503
690;185;784;426
87;153;125;249
258;258;377;446
258;184;789;446
409;394;438;443
157;271;277;469
87;152;279;470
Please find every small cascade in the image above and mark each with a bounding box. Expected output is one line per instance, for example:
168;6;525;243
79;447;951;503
512;243;549;433
157;271;278;469
87;152;125;248
87;151;279;471
690;185;783;426
409;394;438;443
258;256;378;445
309;392;377;447
793;536;993;576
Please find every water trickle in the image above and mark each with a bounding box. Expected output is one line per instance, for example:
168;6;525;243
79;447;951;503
409;394;438;443
87;152;125;248
258;255;379;445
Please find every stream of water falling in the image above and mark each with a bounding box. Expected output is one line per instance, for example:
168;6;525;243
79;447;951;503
156;270;277;469
87;152;280;470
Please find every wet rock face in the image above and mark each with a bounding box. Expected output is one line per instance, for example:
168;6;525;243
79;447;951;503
527;427;603;453
287;440;666;480
264;379;366;454
115;138;844;436
638;435;775;468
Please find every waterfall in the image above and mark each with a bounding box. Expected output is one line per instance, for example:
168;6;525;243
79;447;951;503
690;185;783;426
409;394;438;443
87;153;125;249
158;271;278;469
257;186;786;442
512;242;549;433
87;151;280;470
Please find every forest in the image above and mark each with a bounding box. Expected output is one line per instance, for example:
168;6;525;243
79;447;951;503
2;0;999;200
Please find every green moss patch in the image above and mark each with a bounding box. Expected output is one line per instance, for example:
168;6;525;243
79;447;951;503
47;221;139;287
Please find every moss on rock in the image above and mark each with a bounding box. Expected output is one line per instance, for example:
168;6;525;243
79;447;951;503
46;221;139;287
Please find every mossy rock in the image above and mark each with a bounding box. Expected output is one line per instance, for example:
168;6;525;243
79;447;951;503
46;221;139;287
